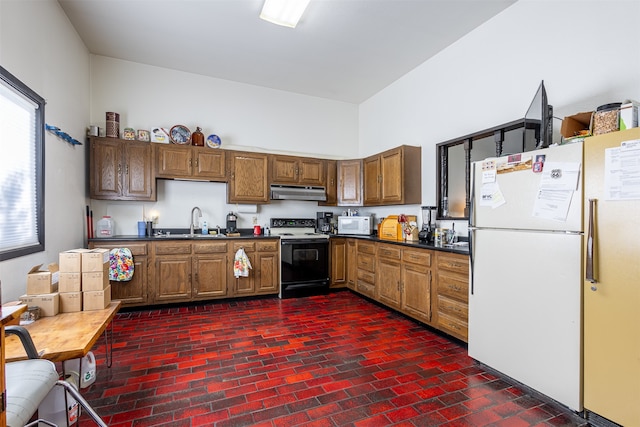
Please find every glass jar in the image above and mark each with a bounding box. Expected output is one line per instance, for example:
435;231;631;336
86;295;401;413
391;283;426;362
192;127;204;146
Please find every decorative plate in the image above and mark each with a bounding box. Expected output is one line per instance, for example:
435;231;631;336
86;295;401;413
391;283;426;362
170;125;191;144
206;134;222;148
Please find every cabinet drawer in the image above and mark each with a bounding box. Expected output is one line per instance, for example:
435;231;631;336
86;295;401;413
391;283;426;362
378;244;401;260
154;242;191;255
437;254;469;275
356;280;375;298
357;254;375;272
402;248;431;266
358;241;376;255
438;273;469;302
357;269;375;285
257;240;279;252
91;242;147;256
233;241;256;252
438;312;468;341
438;295;468;321
193;241;228;254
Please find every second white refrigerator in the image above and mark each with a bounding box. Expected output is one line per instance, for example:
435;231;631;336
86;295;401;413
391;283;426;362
469;141;583;411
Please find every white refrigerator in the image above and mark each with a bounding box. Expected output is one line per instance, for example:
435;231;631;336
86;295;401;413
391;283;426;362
468;141;583;411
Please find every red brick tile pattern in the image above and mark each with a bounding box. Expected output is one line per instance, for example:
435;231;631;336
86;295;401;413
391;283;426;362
81;291;587;426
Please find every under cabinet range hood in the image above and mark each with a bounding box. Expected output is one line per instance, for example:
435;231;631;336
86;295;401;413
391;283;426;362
270;184;327;201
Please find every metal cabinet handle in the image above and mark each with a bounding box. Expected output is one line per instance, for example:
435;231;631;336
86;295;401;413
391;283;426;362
586;198;597;289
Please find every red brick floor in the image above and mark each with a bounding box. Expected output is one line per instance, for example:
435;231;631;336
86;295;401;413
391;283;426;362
81;291;588;426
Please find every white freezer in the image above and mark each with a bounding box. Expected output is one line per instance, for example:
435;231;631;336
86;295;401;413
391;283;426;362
468;228;582;410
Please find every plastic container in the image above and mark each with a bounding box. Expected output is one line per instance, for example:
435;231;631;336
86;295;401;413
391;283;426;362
63;351;97;388
96;216;114;237
202;221;208;235
38;373;79;426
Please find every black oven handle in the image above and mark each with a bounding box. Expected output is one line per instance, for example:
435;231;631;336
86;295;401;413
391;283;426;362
280;239;329;246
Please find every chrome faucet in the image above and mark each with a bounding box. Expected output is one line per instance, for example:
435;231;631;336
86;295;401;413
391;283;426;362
190;207;202;235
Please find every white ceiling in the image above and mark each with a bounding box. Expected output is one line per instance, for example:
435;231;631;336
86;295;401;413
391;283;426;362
58;0;516;104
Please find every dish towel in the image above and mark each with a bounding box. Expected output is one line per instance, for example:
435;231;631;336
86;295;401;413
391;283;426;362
233;248;252;278
109;248;134;281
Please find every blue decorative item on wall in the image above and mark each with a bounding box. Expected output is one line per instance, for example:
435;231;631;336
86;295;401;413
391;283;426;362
45;123;82;146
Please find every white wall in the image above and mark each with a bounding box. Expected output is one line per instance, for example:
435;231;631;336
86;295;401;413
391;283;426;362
360;0;640;230
88;56;359;233
0;0;90;302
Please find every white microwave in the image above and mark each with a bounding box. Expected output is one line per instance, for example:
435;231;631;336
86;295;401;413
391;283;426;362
337;216;373;235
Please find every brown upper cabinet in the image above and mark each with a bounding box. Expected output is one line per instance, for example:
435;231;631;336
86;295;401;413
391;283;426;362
270;154;325;186
337;159;363;206
155;144;226;181
363;145;421;206
89;137;156;201
227;151;270;204
319;159;337;206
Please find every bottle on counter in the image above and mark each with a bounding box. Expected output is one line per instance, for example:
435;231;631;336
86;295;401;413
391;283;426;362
202;221;208;235
192;127;204;146
96;216;114;237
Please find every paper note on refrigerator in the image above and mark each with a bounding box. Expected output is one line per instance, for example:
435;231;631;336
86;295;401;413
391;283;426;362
532;189;573;221
480;182;506;208
604;140;640;200
538;162;581;191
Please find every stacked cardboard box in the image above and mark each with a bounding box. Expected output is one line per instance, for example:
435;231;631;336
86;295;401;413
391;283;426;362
58;249;91;312
81;248;111;310
21;263;60;316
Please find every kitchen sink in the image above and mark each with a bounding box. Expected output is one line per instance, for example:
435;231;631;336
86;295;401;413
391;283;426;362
153;233;226;239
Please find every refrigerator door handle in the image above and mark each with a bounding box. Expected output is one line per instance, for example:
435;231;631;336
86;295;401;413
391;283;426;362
469;162;476;294
586;198;597;287
469;227;475;295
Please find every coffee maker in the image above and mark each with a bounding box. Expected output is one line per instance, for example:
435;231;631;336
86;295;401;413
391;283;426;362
316;212;333;234
226;212;237;234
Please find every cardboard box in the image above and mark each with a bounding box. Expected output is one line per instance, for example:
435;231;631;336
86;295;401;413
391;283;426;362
59;272;82;293
19;293;60;317
60;292;82;313
82;268;109;291
620;101;639;130
59;249;92;273
82;248;110;272
26;264;60;295
561;111;593;139
83;286;111;311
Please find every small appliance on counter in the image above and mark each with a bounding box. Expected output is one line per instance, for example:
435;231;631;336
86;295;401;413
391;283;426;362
419;206;437;243
379;215;417;241
337;215;372;235
226;212;238;236
316;212;333;234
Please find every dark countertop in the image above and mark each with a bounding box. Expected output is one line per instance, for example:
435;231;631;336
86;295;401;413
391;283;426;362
332;233;470;256
89;230;469;256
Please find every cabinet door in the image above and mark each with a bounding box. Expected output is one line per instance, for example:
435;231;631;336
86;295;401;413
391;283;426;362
346;239;357;289
193;255;229;298
320;160;337;206
363;155;381;205
255;252;279;294
228;152;269;203
401;263;431;323
337;159;363;206
298;158;325;186
111;255;148;305
90;138;121;199
233;251;256;295
156;145;192;178
330;238;347;288
377;257;401;308
271;155;298;184
194;148;226;181
123;141;155;200
380;148;403;203
154;257;192;302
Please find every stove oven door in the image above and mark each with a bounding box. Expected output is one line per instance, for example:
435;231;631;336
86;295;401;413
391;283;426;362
280;239;329;289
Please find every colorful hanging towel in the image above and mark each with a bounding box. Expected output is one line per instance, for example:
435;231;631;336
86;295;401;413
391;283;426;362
109;248;134;281
234;247;252;278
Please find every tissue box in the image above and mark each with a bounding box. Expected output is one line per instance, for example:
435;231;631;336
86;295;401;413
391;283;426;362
26;264;59;295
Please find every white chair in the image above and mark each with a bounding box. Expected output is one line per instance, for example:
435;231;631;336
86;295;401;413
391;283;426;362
5;326;107;427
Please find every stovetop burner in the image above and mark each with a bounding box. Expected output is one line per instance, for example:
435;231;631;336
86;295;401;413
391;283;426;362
270;218;330;240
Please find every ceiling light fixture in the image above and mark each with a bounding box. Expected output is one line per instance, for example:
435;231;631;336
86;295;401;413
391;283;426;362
260;0;311;28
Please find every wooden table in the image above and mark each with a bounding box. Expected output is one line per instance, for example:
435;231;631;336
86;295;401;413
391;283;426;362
4;301;121;363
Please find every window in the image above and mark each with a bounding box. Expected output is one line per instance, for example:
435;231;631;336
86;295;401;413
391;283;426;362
0;66;45;260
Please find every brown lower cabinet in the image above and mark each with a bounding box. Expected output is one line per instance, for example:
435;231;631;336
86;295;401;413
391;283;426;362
330;237;347;288
89;238;280;306
343;238;468;342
